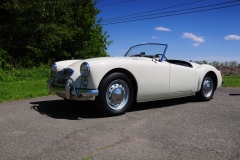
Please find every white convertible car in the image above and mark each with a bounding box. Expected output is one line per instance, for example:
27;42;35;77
47;43;222;116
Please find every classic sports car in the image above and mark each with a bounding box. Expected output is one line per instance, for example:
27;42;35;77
47;43;222;116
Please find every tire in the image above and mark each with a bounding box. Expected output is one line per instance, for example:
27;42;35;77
196;73;215;101
96;72;134;116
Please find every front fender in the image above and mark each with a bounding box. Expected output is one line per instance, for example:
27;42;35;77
196;64;222;91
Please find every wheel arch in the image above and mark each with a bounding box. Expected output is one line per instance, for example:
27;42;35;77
207;71;218;91
99;68;138;102
198;71;218;91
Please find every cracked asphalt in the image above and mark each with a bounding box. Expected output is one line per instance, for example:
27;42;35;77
0;87;240;160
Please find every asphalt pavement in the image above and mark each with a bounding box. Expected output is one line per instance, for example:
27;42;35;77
0;87;240;160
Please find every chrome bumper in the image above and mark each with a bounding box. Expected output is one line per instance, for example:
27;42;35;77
47;78;99;100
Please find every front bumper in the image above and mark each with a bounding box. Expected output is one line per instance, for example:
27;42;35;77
47;77;99;100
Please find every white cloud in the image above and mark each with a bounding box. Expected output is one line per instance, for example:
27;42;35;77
224;35;240;40
193;43;199;47
182;32;205;43
155;26;171;32
152;36;159;39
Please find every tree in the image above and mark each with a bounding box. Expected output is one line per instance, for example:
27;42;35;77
202;60;208;64
224;61;229;66
0;0;112;68
229;61;238;67
212;61;220;66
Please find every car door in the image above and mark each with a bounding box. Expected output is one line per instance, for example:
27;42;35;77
169;64;195;93
135;60;170;102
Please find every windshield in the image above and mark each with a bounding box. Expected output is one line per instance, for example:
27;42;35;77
124;43;168;61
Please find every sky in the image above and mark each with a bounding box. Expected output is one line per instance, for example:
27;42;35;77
96;0;240;63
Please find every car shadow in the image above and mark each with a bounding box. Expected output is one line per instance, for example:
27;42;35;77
129;95;198;112
30;100;103;120
30;96;199;120
229;94;240;96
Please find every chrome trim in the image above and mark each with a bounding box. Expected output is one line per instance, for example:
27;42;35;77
51;62;57;77
57;68;74;78
74;89;99;97
202;77;213;98
65;83;71;99
106;79;129;110
47;75;98;99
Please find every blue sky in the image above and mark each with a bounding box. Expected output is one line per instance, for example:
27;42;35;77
96;0;240;63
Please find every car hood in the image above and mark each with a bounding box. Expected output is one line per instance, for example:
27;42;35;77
67;57;158;67
55;57;131;72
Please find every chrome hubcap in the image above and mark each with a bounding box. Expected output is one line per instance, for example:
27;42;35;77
203;77;213;98
106;80;129;110
111;88;124;104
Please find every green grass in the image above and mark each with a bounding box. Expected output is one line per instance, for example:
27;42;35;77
0;65;53;103
222;75;240;87
0;80;54;103
0;66;239;103
0;65;50;82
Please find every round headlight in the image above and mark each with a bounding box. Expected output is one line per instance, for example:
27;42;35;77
80;62;90;78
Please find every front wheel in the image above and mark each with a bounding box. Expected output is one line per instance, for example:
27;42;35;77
196;74;215;101
96;72;134;116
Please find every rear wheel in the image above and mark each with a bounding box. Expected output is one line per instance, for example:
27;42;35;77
96;72;134;116
196;74;215;101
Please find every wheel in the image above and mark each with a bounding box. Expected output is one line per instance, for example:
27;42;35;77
196;74;215;101
96;72;134;116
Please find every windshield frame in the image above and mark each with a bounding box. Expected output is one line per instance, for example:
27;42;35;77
124;43;168;62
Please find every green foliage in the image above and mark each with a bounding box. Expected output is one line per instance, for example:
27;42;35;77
207;61;239;67
0;65;54;102
0;65;50;82
229;61;238;67
222;75;240;87
0;80;54;103
202;60;208;64
212;61;220;66
0;0;112;68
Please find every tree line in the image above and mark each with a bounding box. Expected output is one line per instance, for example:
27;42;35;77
201;60;240;67
0;0;112;69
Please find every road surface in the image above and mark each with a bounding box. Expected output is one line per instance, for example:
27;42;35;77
0;87;240;159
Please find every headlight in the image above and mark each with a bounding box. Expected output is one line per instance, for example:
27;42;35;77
80;62;90;78
51;62;57;76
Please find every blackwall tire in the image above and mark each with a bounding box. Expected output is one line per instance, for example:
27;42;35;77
96;72;134;116
196;74;215;101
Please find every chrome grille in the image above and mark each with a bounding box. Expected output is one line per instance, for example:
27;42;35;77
53;68;74;85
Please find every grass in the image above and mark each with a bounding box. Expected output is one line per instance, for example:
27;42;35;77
0;65;54;103
0;66;239;103
0;65;50;82
222;75;240;87
0;80;53;103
